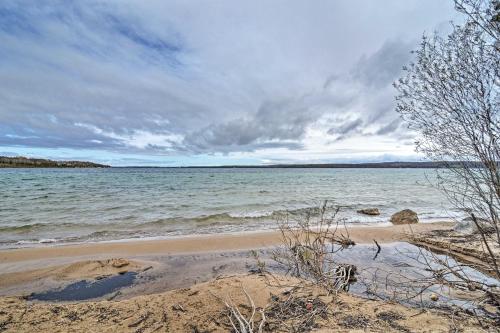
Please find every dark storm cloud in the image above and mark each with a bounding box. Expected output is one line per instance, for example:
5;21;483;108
184;98;318;152
350;40;415;89
327;118;364;136
187;38;419;151
375;118;403;135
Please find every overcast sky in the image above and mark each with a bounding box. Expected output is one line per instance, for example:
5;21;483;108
0;0;458;166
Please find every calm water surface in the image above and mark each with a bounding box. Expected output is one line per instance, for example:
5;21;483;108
0;168;464;248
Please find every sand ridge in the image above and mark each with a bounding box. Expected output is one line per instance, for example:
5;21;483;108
0;258;150;289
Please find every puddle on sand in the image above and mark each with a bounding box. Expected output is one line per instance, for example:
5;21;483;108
328;242;497;310
266;241;498;312
28;272;138;302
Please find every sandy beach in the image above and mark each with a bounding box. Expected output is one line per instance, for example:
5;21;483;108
0;222;453;295
0;222;453;264
0;274;490;333
1;221;497;332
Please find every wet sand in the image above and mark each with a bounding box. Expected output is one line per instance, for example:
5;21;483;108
0;222;454;298
0;222;453;264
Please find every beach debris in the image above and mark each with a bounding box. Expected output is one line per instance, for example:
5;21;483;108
106;291;121;301
188;290;200;296
357;208;380;216
65;311;79;322
0;314;13;331
111;258;130;268
212;264;228;275
265;293;328;332
333;264;357;291
390;209;419;225
249;250;266;275
282;287;299;296
127;311;151;328
305;302;313;311
339;314;369;329
221;287;266;333
172;304;186;312
376;310;405;322
375;311;409;332
372;239;382;260
190;324;207;333
333;234;356;248
454;216;493;235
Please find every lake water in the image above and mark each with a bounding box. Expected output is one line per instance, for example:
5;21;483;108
0;168;464;248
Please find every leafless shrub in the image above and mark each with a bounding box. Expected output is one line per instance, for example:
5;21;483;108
454;0;499;48
219;281;331;333
394;0;499;256
394;0;499;319
264;292;328;332
271;202;356;294
221;287;266;333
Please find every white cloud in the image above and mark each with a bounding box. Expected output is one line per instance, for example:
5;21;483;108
0;0;457;164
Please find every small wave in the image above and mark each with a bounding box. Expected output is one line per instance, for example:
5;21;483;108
0;223;46;233
87;230;113;238
86;230;137;240
16;238;57;245
227;206;321;219
0;222;91;234
228;210;274;218
104;206;125;212
0;208;18;212
135;206;326;229
39;238;57;243
136;213;243;228
30;195;49;200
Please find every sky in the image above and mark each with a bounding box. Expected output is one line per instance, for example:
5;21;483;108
0;0;458;166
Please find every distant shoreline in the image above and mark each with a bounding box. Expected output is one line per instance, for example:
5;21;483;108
0;156;109;168
117;161;471;168
1;157;483;169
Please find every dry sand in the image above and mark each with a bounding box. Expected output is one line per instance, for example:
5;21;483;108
0;273;492;333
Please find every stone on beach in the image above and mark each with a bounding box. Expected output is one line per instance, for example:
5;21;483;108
111;258;130;268
357;208;380;216
454;216;491;235
390;209;418;225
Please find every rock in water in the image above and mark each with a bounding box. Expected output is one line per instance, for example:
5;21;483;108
390;209;418;225
357;208;380;216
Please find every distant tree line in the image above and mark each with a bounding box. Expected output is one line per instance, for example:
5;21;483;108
181;161;486;169
0;156;109;168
